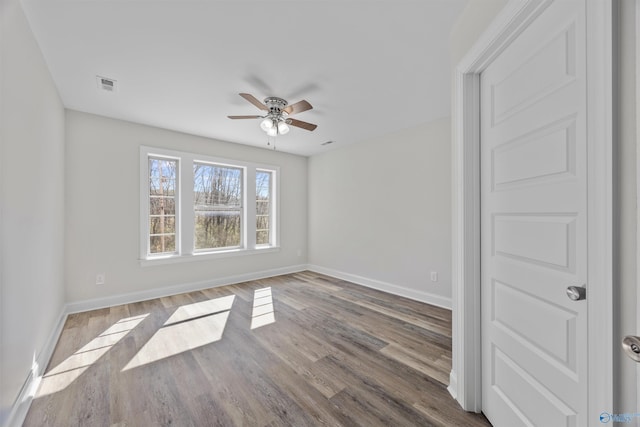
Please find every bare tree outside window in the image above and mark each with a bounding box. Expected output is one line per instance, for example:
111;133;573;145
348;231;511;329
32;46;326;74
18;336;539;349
193;163;243;249
142;147;278;260
149;158;177;254
256;170;272;245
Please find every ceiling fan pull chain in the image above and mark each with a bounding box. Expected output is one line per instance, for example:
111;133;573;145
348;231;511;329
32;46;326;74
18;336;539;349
266;135;277;151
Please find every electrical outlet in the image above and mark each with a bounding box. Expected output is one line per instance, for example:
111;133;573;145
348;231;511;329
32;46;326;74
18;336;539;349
430;272;438;282
297;249;302;257
96;273;106;285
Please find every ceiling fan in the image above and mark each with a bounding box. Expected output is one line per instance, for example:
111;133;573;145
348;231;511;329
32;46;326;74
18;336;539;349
228;93;318;136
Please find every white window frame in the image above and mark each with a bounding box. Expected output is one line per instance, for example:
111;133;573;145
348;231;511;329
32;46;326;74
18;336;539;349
139;146;280;266
145;153;181;256
192;160;245;253
256;168;277;248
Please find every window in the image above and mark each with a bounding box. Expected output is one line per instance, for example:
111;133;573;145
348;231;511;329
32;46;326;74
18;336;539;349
148;157;178;254
140;146;278;263
256;170;273;246
193;163;243;250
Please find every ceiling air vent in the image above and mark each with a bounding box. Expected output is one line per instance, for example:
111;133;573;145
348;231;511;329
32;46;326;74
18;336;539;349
96;76;117;92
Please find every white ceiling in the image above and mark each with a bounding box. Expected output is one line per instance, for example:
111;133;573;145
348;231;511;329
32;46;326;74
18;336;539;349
22;0;468;156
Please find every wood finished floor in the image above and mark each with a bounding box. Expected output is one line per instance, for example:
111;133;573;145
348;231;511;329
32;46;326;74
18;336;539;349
24;271;491;427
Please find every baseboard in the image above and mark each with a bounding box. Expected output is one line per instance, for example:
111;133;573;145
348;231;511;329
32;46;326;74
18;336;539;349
306;265;452;310
65;264;308;314
447;370;458;400
3;307;67;427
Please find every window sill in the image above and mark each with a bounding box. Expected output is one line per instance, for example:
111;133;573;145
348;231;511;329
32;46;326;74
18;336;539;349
139;246;280;267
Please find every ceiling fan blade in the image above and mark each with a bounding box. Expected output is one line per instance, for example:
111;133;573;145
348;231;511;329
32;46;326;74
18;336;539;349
239;93;268;111
287;118;317;131
227;115;262;119
283;100;312;115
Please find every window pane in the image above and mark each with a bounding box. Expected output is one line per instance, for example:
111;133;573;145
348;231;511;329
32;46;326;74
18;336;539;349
162;179;176;196
256;215;269;230
150;235;175;253
194;211;241;249
256;171;271;197
256;230;269;245
150;197;175;215
193;163;243;250
149;157;177;254
149;178;162;195
256;200;270;215
150;216;175;234
256;171;272;246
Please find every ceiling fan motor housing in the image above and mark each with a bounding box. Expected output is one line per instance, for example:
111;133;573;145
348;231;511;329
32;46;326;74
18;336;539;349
264;97;288;114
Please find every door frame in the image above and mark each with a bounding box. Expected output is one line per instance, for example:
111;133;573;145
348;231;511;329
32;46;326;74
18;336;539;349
449;0;614;424
636;0;640;410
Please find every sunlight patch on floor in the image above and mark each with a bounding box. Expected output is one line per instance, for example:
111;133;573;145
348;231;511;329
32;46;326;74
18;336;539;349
251;287;275;330
122;295;235;371
36;314;149;397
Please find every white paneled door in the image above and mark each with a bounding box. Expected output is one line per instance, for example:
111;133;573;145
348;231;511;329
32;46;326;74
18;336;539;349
480;1;588;426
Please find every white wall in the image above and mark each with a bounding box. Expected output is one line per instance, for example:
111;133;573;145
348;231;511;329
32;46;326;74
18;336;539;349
449;0;509;67
308;118;452;308
64;111;307;305
0;0;66;424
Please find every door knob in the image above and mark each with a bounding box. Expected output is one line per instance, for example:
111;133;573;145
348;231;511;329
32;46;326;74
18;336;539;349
566;285;586;301
622;336;640;362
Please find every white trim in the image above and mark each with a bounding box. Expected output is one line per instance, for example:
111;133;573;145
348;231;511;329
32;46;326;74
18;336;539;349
447;371;458;401
140;246;280;267
585;1;615;424
456;0;553;73
451;0;614;421
636;0;640;412
140;147;181;259
307;264;452;310
4;308;67;427
139;145;280;261
450;68;482;411
139;146;150;259
450;0;554;412
245;166;256;249
65;264;307;314
256;168;278;247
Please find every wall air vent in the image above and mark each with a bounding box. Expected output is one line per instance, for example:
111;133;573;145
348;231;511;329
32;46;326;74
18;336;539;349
96;76;117;92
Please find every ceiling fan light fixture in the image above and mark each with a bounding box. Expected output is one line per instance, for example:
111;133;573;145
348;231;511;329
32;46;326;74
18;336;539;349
277;121;289;135
260;118;274;131
266;126;278;137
